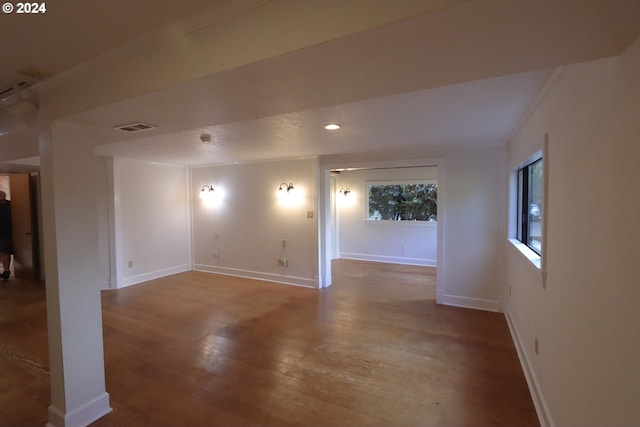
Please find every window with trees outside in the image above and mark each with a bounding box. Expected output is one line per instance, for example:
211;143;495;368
517;158;543;254
367;181;437;222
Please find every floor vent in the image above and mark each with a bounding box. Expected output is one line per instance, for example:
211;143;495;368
114;122;157;132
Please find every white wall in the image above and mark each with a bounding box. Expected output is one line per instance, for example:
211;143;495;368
0;176;9;196
191;158;318;288
95;157;111;289
336;167;437;266
439;147;507;311
506;38;640;427
112;158;190;288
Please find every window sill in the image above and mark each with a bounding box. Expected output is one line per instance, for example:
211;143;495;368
365;220;437;227
508;239;541;270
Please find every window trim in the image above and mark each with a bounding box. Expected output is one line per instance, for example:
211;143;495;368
509;238;542;269
516;155;543;256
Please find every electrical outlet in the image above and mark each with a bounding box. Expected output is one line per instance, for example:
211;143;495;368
279;258;288;267
534;338;539;355
127;260;133;268
307;211;313;218
213;251;219;259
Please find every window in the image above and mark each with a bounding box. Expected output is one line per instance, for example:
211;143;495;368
367;181;437;221
517;158;543;254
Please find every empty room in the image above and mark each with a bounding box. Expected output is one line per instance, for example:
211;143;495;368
0;1;639;426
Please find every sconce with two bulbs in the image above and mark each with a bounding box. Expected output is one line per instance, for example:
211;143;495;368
339;187;351;196
278;182;295;193
199;185;215;199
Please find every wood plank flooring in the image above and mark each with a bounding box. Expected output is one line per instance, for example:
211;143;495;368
0;260;538;426
0;276;49;426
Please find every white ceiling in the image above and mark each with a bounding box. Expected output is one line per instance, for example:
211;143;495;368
92;70;552;165
0;0;264;90
2;0;640;167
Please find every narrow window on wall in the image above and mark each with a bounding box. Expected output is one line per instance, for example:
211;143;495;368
517;158;543;254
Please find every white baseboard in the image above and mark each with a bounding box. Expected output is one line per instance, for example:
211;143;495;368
505;307;554;427
98;279;111;290
47;392;111;427
339;253;436;267
118;263;190;288
194;264;317;288
440;293;500;312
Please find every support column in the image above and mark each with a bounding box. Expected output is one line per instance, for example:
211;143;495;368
40;122;111;427
317;168;332;288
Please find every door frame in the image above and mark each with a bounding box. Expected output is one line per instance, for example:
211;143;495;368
317;157;445;303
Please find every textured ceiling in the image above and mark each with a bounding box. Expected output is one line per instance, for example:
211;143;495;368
93;70;552;165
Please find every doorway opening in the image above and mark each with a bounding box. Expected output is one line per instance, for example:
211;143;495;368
0;173;42;281
319;158;443;302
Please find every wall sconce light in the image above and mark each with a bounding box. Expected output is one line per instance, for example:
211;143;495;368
199;185;215;199
339;187;351;196
278;182;295;193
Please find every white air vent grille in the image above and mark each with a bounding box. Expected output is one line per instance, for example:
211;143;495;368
0;80;32;108
114;122;157;132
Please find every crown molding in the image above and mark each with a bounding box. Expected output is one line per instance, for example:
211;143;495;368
508;66;566;143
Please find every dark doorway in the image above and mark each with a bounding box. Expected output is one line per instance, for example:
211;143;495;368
7;173;41;280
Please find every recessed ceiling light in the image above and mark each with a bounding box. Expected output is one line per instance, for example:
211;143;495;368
324;123;341;130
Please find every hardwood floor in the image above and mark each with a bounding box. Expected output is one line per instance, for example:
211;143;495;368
0;276;49;426
0;260;539;426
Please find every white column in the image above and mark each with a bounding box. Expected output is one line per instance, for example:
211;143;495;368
317;168;332;288
40;122;111;427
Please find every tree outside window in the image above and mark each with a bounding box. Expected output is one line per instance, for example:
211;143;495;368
367;181;437;221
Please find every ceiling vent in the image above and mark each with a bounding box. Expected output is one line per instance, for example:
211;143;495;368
114;122;157;132
0;80;33;108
